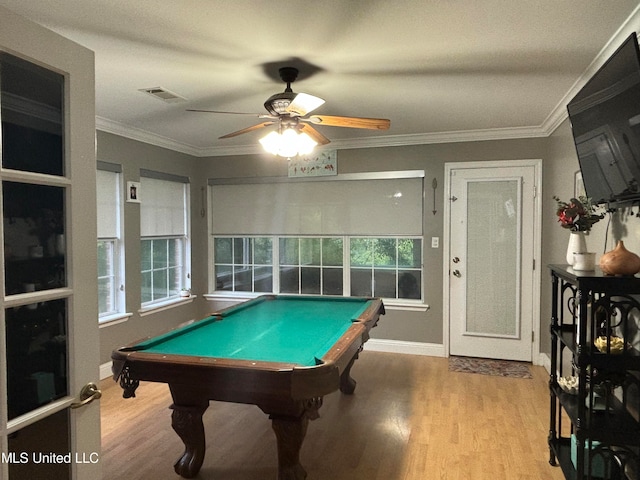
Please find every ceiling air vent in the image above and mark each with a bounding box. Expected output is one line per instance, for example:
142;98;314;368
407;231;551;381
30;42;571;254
139;87;186;103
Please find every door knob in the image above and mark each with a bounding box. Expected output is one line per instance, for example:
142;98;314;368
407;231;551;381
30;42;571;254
70;382;102;409
452;269;461;277
452;257;460;263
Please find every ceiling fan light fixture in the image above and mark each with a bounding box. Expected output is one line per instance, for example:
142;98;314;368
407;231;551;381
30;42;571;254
259;128;317;158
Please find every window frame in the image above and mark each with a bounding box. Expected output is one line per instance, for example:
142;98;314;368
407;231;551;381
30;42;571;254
141;236;188;306
211;234;423;303
139;171;191;308
97;163;125;323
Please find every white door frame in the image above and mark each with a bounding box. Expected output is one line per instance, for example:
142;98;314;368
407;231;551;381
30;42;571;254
442;159;542;364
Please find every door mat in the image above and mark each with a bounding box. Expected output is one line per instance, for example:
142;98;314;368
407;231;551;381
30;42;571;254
448;356;532;379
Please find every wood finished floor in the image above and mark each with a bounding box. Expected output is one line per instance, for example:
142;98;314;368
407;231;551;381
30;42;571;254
100;352;565;480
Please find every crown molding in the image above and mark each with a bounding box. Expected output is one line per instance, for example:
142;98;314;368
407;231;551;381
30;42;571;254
96;116;205;156
97;115;549;158
540;4;640;136
97;6;640;159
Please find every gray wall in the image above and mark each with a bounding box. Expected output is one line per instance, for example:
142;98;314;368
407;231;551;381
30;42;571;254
97;120;640;365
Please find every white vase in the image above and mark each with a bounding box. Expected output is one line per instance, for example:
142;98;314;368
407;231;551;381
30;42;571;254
566;232;587;265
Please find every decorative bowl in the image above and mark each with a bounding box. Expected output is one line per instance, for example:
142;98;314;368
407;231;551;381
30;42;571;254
594;336;625;354
558;376;579;395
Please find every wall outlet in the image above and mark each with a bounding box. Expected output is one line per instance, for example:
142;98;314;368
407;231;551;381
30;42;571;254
431;237;439;248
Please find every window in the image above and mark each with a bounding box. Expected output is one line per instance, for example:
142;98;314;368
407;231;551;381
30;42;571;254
209;171;424;302
141;238;185;303
350;237;422;299
140;170;190;306
214;237;273;292
97;163;124;320
211;235;422;301
279;237;343;295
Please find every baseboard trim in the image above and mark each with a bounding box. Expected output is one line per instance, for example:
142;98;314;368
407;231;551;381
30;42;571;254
102;345;545;380
100;340;445;380
364;339;446;357
538;352;551;373
100;361;113;380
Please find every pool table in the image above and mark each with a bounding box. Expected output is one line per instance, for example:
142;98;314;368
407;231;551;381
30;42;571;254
111;295;385;480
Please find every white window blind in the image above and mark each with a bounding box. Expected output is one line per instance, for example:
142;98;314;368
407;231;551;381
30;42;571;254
97;162;120;238
140;170;189;237
209;171;424;236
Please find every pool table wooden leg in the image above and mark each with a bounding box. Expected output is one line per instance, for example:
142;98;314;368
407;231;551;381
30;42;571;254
339;350;361;394
271;414;309;480
169;390;209;479
269;398;322;480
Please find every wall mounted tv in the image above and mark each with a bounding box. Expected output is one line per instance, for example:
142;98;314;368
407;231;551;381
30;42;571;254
567;32;640;208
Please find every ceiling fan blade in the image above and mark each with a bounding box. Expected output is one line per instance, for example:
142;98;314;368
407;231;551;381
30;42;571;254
299;123;331;145
187;109;275;119
219;121;275;139
306;115;390;130
285;93;325;117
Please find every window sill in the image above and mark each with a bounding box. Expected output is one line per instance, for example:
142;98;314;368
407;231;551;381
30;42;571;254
204;292;261;302
204;293;430;312
139;295;197;317
99;312;133;328
384;301;430;312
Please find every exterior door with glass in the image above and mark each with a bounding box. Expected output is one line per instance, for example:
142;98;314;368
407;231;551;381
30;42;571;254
0;7;100;480
447;162;538;362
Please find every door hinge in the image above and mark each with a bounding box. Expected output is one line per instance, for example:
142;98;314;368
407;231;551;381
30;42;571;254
532;331;535;342
533;259;536;270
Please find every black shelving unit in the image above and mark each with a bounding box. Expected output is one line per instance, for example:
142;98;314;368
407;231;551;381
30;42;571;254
549;265;640;479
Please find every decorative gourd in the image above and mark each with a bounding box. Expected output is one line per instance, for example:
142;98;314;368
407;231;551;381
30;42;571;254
599;241;640;275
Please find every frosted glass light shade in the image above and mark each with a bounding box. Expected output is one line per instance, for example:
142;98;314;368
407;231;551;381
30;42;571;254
259;129;318;157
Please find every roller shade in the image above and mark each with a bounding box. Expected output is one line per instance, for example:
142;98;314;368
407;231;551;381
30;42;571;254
140;171;189;237
209;172;424;236
96;163;121;238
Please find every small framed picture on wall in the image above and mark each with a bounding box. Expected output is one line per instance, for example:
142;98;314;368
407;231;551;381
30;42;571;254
127;181;141;203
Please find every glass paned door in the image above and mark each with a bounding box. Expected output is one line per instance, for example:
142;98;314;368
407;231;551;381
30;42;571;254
448;165;536;362
1;53;68;426
0;9;100;479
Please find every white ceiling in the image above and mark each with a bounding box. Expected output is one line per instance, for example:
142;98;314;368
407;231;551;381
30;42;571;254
1;1;639;157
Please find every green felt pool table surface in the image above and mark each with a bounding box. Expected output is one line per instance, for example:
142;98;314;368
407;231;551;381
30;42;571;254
134;295;375;366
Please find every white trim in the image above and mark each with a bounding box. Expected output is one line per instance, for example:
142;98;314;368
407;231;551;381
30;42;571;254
93;6;640;159
538;352;551;372
443;159;542;362
99;341;446;381
138;295;196;316
100;361;114;380
101;345;542;379
364;339;445;357
98;312;133;328
541;4;640;138
97;118;550;158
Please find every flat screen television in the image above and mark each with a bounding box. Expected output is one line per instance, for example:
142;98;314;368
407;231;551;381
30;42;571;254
567;32;640;208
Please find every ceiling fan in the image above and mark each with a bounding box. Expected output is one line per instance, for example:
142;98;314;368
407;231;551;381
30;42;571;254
187;67;390;152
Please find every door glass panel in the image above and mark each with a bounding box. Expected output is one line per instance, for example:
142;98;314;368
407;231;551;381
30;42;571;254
0;52;64;176
8;409;70;480
466;180;519;337
3;181;66;295
6;299;68;420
